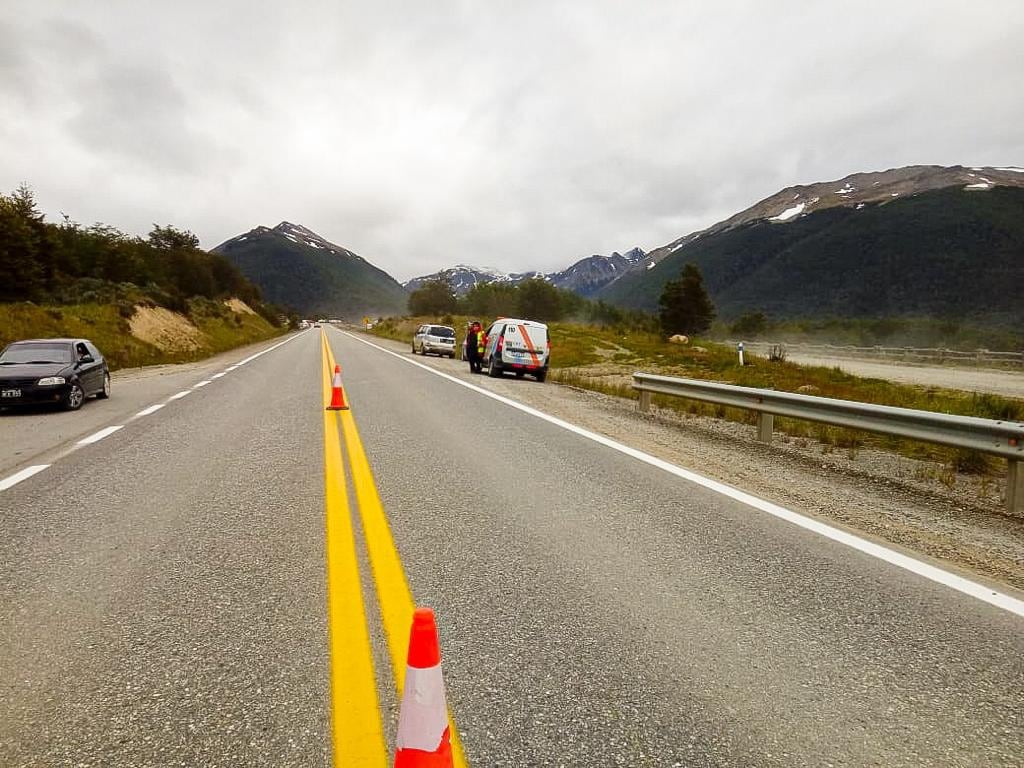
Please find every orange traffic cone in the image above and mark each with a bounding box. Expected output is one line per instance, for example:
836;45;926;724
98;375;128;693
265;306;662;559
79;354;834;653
326;364;349;410
394;608;453;768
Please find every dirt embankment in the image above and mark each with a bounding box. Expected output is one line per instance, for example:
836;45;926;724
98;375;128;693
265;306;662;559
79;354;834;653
128;299;267;354
128;306;204;352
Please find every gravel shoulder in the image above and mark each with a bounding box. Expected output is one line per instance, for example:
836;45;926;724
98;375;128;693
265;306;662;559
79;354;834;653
759;351;1024;398
370;332;1024;593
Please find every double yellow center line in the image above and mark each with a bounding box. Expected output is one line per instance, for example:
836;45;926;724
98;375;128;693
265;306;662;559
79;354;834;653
319;331;468;767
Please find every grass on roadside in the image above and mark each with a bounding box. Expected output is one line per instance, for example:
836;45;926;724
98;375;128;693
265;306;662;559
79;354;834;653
0;300;284;371
373;316;1022;480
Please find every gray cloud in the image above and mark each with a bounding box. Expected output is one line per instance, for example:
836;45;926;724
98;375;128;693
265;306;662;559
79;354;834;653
2;1;1022;280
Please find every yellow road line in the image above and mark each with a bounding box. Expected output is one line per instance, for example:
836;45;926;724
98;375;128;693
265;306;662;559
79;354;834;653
324;337;468;767
320;331;388;767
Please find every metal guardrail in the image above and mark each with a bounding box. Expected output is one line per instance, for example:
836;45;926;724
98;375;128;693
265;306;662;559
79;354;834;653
632;373;1024;513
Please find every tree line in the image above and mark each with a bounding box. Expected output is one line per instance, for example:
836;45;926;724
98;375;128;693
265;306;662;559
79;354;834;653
408;262;717;336
0;185;268;316
408;276;659;329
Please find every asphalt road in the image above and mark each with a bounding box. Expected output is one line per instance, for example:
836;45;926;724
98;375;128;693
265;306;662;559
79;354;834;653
1;326;1022;767
0;336;294;476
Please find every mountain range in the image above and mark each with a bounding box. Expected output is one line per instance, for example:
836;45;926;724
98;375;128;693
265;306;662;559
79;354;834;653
212;164;1024;326
402;247;648;297
599;165;1024;325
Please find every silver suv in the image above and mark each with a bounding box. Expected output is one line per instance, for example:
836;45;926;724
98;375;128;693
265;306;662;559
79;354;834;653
412;324;456;358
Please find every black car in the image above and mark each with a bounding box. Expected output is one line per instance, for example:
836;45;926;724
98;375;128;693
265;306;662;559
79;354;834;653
0;338;110;411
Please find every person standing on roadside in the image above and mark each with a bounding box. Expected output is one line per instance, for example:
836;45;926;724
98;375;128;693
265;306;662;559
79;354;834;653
465;320;484;374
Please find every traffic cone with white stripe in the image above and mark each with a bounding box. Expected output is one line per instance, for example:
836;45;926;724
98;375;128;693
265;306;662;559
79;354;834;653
326;364;349;410
394;607;453;768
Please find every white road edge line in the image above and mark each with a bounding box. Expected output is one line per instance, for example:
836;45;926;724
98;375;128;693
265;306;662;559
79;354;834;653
210;372;226;379
0;464;51;491
168;390;191;400
135;403;166;417
193;380;211;388
77;425;123;445
340;330;1024;619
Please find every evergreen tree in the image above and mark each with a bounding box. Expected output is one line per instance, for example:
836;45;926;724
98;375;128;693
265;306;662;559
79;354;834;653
463;282;517;317
516;277;565;321
658;263;715;336
408;278;458;315
0;185;46;300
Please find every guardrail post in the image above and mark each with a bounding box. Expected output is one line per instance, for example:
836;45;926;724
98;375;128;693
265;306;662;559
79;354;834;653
1009;460;1023;515
638;390;652;413
757;412;774;443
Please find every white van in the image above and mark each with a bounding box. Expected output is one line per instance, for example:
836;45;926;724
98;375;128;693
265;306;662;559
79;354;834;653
482;318;550;382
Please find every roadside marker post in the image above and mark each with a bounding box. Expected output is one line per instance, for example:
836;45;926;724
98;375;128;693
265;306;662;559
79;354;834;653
738;341;745;366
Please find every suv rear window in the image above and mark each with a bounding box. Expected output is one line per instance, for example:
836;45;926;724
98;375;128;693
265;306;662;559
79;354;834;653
429;327;454;337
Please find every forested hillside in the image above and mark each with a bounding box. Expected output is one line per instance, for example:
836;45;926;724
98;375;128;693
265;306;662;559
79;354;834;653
600;186;1024;328
213;222;409;318
0;185;275;320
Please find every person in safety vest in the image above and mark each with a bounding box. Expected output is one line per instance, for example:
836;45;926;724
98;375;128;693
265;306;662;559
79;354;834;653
465;321;485;374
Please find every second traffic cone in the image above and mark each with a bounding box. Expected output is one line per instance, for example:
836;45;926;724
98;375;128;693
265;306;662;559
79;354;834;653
326;364;349;410
394;608;453;768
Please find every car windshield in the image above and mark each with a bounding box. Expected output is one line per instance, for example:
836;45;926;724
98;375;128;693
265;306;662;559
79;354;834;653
0;343;73;365
429;327;454;338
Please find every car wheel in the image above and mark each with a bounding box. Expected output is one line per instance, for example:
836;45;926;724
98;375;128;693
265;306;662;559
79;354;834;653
536;369;547;383
411;344;416;354
64;382;85;411
488;360;502;378
449;353;455;359
97;373;111;399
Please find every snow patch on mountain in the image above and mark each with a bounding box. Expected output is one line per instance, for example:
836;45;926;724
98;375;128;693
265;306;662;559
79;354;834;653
771;202;806;222
406;246;648;298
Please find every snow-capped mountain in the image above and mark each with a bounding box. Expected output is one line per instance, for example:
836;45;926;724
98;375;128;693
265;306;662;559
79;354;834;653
644;164;1024;263
403;265;518;294
597;164;1024;326
213;221;408;316
403;248;647;297
546;248;647;297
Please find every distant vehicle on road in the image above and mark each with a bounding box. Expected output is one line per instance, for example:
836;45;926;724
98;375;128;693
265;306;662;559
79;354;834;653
412;324;456;358
483;318;549;381
0;338;110;411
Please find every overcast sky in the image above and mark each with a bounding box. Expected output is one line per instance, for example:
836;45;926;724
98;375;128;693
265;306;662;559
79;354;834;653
2;2;1022;280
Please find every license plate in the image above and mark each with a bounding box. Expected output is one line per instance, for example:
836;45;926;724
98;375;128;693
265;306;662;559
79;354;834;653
1;389;21;398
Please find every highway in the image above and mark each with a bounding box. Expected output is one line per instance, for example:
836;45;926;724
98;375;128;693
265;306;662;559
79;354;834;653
1;326;1022;767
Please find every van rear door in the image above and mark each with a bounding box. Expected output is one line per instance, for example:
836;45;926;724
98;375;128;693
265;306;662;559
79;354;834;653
502;322;547;368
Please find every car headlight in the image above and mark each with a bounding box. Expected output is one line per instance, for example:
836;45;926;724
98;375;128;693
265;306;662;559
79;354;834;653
37;376;66;386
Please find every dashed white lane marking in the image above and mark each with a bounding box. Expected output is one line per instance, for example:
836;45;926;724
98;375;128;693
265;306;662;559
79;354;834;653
341;331;1024;620
77;425;123;445
0;330;310;494
0;464;51;491
193;380;211;388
